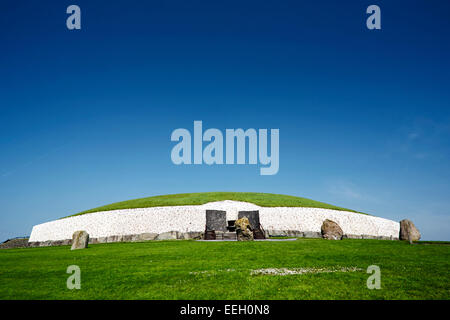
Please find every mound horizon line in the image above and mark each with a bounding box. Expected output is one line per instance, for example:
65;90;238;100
66;191;366;219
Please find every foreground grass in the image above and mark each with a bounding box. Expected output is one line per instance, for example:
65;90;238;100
70;192;360;217
1;239;449;299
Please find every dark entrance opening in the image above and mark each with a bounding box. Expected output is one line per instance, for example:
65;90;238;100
227;220;236;232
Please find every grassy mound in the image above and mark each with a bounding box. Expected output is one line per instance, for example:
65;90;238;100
1;239;449;299
70;192;361;217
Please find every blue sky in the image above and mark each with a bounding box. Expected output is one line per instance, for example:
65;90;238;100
1;0;449;241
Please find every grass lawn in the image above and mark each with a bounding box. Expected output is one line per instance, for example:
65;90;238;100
1;239;449;299
70;192;361;217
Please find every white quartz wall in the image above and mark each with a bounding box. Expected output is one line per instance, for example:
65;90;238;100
29;200;399;242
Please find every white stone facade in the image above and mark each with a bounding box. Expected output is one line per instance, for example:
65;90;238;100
29;200;399;242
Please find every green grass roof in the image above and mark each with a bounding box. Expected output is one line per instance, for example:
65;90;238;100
68;192;363;218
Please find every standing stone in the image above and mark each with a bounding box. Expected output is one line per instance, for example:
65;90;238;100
235;217;254;241
71;231;89;250
399;219;421;242
321;219;343;240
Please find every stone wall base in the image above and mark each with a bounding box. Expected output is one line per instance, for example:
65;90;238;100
343;234;399;240
27;231;204;247
27;230;399;247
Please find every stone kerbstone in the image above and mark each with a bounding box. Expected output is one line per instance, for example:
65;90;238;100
140;233;158;241
181;232;203;240
285;230;303;237
177;232;188;240
122;235;133;242
130;234;141;242
303;231;322;238
343;234;362;239
267;230;287;237
156;231;178;240
269;230;283;237
106;236;117;243
98;237;108;243
71;231;89;250
362;235;378;240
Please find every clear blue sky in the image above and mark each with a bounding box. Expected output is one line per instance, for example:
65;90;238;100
1;0;449;241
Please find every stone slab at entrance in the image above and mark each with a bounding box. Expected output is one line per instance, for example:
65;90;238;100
238;211;261;230
238;210;265;239
205;210;227;232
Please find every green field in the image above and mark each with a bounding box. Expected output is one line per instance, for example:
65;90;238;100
70;192;361;217
1;239;449;299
